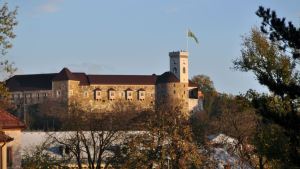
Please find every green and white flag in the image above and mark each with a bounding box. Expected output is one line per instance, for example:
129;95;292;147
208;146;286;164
187;29;199;44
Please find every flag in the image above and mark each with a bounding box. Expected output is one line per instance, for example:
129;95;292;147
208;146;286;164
187;29;199;44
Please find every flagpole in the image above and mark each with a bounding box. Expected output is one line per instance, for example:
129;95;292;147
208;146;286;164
186;29;189;52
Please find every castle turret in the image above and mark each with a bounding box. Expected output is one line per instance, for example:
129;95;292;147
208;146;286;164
169;51;189;83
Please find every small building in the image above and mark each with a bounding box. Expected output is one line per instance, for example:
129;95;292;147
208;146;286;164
0;109;25;169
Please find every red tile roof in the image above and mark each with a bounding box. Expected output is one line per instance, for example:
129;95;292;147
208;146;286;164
0;109;26;130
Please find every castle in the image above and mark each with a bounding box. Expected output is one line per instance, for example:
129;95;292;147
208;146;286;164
6;51;203;115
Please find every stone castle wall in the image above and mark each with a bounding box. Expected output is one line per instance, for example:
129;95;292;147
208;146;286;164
67;81;156;111
156;82;189;112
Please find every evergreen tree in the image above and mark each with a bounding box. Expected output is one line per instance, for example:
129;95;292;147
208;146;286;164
234;19;300;167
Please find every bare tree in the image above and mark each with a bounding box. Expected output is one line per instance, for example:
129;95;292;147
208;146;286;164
48;100;139;169
121;100;204;169
211;95;259;168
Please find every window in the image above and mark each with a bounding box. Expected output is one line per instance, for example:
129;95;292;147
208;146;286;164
126;89;133;100
56;90;61;97
108;89;116;100
138;90;145;100
7;146;13;167
173;67;177;74
83;91;88;98
183;67;186;73
94;89;101;100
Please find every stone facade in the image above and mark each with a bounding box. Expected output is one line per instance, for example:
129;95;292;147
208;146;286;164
6;51;203;114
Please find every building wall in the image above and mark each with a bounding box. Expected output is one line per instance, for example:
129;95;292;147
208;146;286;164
68;83;156;111
156;82;189;113
4;130;22;169
10;90;52;105
52;81;69;103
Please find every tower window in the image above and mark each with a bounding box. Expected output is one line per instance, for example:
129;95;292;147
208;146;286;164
173;67;177;74
56;91;61;97
183;67;186;73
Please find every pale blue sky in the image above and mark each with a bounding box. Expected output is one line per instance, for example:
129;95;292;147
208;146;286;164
4;0;300;94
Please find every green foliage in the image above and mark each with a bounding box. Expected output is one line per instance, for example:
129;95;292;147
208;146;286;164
256;6;300;58
191;74;218;116
0;3;17;110
254;124;290;168
234;14;300;167
0;3;17;76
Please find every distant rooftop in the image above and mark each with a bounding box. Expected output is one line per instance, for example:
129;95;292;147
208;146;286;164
6;68;197;92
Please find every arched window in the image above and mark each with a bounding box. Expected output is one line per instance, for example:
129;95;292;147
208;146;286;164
183;67;186;73
173;67;177;74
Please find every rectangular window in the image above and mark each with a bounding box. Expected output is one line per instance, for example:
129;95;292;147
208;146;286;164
95;90;101;100
126;91;133;100
109;90;115;100
7;146;13;167
138;91;145;100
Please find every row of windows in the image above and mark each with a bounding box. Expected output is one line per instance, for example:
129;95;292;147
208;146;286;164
11;93;48;99
68;89;151;101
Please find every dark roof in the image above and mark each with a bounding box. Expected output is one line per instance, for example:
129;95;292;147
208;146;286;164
6;68;198;91
53;68;76;81
88;75;157;85
6;73;56;91
156;72;180;84
0;131;13;142
0;109;26;130
73;73;89;85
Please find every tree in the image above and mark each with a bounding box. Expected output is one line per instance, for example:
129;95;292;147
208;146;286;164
211;94;259;168
0;3;17;110
256;6;300;59
234;26;300;167
48;100;139;169
22;139;70;169
191;75;218;116
122;101;203;169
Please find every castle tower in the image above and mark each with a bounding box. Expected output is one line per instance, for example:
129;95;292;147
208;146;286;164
169;51;189;83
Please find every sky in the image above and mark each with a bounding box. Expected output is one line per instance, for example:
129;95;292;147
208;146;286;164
3;0;300;94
